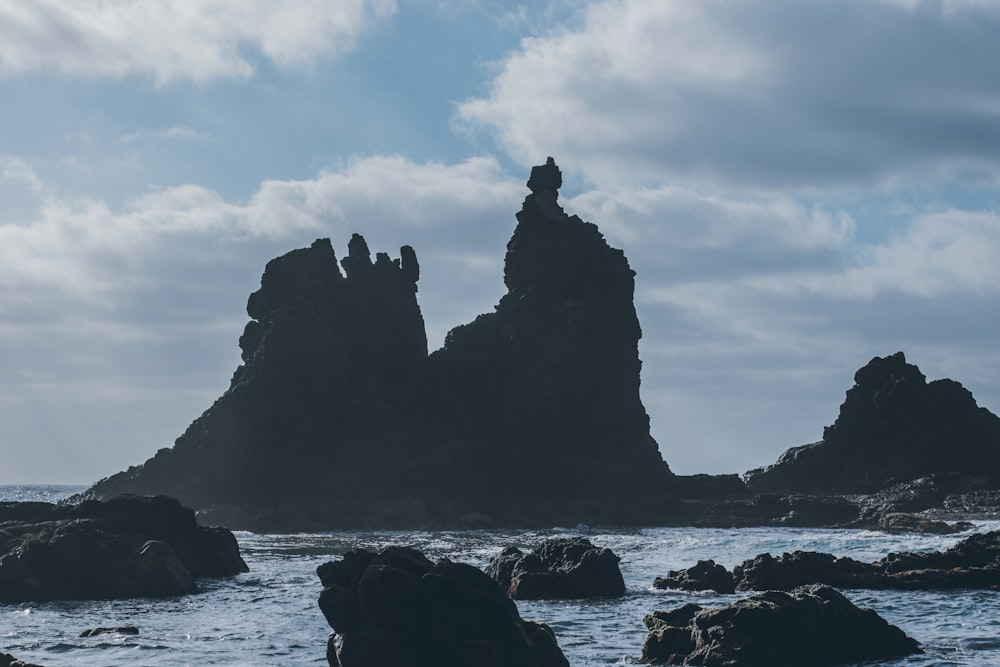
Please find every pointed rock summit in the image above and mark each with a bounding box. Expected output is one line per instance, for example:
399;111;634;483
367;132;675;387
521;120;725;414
86;159;676;530
745;352;1000;494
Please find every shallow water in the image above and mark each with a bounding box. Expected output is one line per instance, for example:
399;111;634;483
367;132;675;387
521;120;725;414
3;485;1000;666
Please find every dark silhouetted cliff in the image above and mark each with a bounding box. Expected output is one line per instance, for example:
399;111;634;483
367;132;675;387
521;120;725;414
85;159;676;530
744;352;1000;495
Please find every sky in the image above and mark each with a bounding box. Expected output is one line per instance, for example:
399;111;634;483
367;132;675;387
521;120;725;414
2;0;1000;484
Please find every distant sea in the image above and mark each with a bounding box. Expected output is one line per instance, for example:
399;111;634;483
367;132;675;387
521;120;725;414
3;484;1000;666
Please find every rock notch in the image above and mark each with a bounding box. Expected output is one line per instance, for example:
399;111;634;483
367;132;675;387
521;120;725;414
84;159;676;530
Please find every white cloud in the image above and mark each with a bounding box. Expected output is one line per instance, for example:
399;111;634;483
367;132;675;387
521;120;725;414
0;154;44;193
0;0;397;84
459;0;1000;192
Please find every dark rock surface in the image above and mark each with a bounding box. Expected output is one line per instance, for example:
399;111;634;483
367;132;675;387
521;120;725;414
652;559;735;594
745;352;1000;496
82;158;676;531
316;546;569;667
0;654;43;667
0;495;247;602
639;584;920;666
485;537;625;600
655;529;1000;593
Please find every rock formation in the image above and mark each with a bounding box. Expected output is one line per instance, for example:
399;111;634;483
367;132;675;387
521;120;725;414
84;158;676;530
316;546;569;667
0;495;247;602
745;352;1000;495
485;537;625;600
652;559;735;594
654;529;1000;593
639;585;920;666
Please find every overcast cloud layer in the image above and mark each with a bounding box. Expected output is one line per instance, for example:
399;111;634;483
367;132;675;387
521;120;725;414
2;0;999;482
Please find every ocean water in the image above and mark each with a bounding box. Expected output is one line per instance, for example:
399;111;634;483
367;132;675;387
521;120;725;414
3;485;1000;666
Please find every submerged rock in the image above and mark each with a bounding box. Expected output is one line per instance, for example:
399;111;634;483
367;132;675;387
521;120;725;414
79;626;140;637
485;537;625;600
639;584;920;666
316;546;569;667
0;495;247;602
83;159;676;530
745;352;1000;496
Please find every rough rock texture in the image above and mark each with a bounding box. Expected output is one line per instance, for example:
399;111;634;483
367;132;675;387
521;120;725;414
316;546;569;667
655;529;1000;593
639;584;920;666
485;537;625;600
652;559;735;594
83;158;676;530
0;495;247;602
745;352;1000;495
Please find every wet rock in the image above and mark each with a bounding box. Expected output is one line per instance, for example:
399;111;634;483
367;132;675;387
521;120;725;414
874;512;975;534
745;352;1000;496
639;584;920;666
79;626;140;637
733;550;882;592
0;495;247;602
652;559;735;594
0;654;44;667
316;546;569;667
485;537;625;600
661;529;1000;593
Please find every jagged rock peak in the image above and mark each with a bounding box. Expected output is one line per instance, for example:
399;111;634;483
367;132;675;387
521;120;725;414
527;156;562;196
745;351;1000;495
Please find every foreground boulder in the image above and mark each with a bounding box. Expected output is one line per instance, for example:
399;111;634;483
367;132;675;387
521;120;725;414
640;584;920;666
745;352;1000;496
0;495;247;602
316;546;569;667
655;529;1000;593
82;158;676;531
485;537;625;600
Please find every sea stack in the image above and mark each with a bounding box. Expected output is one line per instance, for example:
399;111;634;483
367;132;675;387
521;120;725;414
84;158;676;530
744;351;1000;494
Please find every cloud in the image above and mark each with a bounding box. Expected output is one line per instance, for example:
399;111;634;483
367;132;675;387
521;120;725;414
0;155;45;193
458;0;1000;192
0;0;397;84
3;149;999;481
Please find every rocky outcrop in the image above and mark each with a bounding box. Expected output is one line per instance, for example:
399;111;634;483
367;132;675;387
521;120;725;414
639;584;920;666
654;529;1000;593
316;546;569;667
83;158;676;530
652;559;735;594
0;495;247;602
421;157;672;524
745;352;1000;495
485;537;625;600
83;234;429;530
